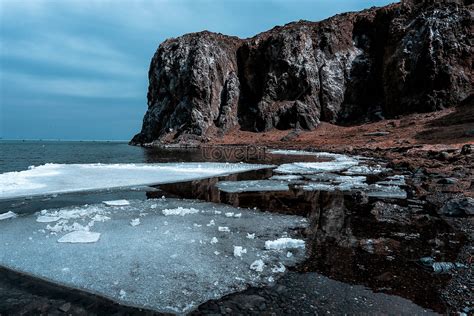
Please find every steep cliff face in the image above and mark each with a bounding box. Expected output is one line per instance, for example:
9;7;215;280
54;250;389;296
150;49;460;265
131;0;472;145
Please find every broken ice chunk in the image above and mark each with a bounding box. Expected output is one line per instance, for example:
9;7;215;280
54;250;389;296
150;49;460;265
250;259;265;272
162;207;199;216
57;231;101;243
218;227;230;232
210;237;218;244
233;246;247;257
265;238;305;250
130;218;140;227
103;200;130;206
0;211;17;221
246;233;255;239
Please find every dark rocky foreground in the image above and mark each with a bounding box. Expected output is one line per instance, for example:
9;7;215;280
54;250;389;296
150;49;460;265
131;0;472;146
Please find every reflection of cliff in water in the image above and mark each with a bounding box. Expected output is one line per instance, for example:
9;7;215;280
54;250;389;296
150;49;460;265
156;174;465;313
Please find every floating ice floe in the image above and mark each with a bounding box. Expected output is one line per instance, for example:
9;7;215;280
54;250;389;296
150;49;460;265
269;174;304;181
0;162;274;200
343;165;389;175
275;158;359;175
0;211;17;221
57;231;101;243
216;180;290;193
103;200;130;206
0;198;306;314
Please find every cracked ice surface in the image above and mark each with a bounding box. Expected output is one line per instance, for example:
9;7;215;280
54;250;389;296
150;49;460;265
0;162;274;200
0;198;307;313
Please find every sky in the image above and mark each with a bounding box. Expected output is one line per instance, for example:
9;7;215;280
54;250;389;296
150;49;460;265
0;0;395;141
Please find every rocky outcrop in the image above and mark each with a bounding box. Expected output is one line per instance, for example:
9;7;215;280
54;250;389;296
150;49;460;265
131;0;472;146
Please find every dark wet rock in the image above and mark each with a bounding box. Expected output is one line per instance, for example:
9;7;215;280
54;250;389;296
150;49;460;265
131;0;473;145
437;151;450;161
437;178;457;185
420;257;468;274
371;201;412;224
461;144;473;155
58;302;71;312
440;197;474;217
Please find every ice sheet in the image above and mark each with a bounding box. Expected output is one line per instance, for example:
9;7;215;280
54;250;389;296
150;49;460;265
275;156;358;174
0;162;274;200
0;198;307;314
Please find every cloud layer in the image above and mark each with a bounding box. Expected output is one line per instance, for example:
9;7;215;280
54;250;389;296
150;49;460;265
0;0;394;140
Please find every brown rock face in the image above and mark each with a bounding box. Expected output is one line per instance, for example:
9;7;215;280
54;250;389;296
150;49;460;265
131;1;472;145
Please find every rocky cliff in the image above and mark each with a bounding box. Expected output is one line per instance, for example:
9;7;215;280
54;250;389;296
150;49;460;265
131;0;472;146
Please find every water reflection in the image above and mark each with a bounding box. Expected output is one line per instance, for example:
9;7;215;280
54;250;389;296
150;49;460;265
157;171;464;313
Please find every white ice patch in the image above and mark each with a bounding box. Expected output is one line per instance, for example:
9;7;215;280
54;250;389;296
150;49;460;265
0;198;307;314
162;207;199;216
265;238;305;250
0;211;17;220
0;162;274;200
216;180;290;193
218;226;230;232
57;231;101;243
103;200;130;206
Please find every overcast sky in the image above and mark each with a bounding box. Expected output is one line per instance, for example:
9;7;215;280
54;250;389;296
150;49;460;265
0;0;394;140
